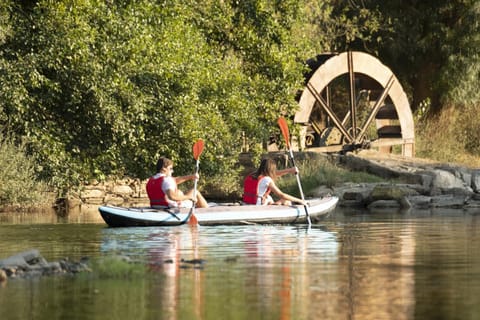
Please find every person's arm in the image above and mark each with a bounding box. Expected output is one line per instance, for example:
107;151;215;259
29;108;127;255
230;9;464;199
165;188;195;202
276;167;297;177
163;176;195;202
267;180;305;205
174;173;199;185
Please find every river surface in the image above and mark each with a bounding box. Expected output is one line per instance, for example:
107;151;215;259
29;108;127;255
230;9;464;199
0;207;479;320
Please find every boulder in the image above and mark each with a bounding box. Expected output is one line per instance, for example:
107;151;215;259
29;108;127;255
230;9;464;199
368;185;419;204
430;195;466;208
430;169;466;189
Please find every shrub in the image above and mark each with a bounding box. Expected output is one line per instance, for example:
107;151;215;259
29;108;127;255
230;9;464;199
0;134;50;207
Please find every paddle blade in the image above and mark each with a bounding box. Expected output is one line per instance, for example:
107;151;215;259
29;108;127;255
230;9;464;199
188;212;199;226
277;117;290;148
193;139;204;161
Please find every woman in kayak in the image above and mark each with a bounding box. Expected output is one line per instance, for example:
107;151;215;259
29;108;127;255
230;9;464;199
243;158;306;206
146;157;208;208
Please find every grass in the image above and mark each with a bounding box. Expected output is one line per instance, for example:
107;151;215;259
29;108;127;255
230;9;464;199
276;156;385;197
415;105;480;168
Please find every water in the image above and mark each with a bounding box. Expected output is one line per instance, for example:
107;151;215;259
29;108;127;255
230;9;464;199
0;207;479;320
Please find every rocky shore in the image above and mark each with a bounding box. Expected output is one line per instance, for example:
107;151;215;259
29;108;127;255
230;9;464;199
321;150;480;212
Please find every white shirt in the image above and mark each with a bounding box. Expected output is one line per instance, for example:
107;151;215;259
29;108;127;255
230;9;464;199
257;176;273;205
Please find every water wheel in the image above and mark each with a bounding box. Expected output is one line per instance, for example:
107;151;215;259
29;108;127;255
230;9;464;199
295;51;415;157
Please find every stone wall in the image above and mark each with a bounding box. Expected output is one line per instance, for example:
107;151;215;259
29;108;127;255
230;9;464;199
60;178;150;216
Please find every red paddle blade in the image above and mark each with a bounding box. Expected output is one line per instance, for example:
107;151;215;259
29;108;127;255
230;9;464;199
188;213;198;226
193;139;204;161
277;117;290;148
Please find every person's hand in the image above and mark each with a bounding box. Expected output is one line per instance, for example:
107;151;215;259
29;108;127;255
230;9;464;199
297;199;307;206
194;173;199;180
294;166;299;174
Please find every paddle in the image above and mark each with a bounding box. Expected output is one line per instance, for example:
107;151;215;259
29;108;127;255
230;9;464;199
187;139;204;225
277;117;311;227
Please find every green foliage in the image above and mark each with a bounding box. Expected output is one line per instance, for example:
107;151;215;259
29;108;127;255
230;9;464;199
0;0;318;194
0;133;49;206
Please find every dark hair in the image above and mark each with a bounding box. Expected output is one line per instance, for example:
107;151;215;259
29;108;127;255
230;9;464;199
156;157;174;173
252;158;277;180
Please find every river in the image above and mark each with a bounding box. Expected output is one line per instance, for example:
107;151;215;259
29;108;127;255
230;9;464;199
0;207;479;320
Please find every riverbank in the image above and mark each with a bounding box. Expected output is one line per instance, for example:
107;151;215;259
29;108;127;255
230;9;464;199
325;150;480;211
50;150;480;216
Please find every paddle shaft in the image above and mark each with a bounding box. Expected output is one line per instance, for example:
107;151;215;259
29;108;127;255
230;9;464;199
278;117;311;226
187;139;204;225
287;148;311;226
193;159;200;205
288;149;305;200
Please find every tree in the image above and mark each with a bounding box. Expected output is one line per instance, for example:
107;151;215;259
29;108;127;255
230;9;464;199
0;0;312;194
329;0;480;112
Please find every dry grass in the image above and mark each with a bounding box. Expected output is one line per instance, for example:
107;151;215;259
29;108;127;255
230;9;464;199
415;105;480;168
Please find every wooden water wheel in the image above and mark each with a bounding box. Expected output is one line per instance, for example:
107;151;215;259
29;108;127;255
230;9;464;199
295;51;415;157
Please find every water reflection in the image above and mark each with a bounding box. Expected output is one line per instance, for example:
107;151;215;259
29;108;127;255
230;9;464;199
99;225;340;320
1;209;480;320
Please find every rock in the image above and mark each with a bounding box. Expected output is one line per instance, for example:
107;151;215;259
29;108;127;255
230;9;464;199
472;193;480;201
399;196;412;209
339;200;365;207
80;188;104;199
440;187;474;197
104;194;125;206
368;185;419;203
112;185;133;196
430;169;466;189
0;250;90;278
67;196;82;209
472;171;480;193
459;171;472;187
311;185;335;198
367;200;401;208
0;249;43;268
406;195;432;209
430;195;466;208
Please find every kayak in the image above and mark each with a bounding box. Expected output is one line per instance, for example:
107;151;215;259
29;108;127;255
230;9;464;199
98;196;338;227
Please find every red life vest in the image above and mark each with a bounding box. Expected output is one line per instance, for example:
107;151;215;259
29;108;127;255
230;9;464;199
242;175;270;204
146;175;170;207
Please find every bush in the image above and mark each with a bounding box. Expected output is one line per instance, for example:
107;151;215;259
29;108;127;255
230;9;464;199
0;134;50;207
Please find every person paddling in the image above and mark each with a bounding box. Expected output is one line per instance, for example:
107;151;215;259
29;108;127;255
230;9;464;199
146;157;208;208
242;158;306;206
